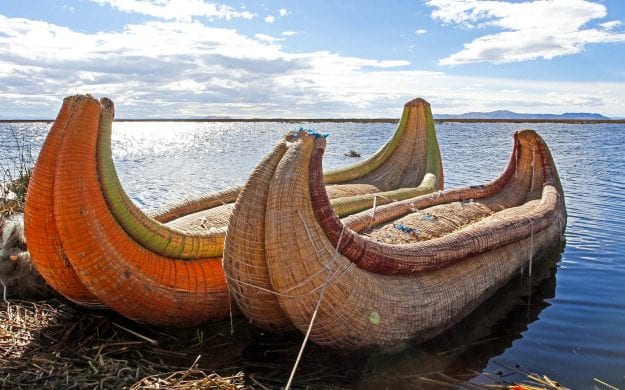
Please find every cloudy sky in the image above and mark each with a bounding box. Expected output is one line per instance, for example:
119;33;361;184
1;0;624;118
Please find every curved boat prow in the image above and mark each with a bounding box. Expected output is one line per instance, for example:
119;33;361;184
97;99;228;259
25;96;103;307
324;98;443;190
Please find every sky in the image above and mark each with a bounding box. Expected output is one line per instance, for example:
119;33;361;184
1;0;625;119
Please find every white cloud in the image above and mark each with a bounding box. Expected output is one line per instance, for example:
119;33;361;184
255;33;284;44
0;14;418;118
264;8;289;24
282;31;297;36
427;0;625;65
600;20;622;30
1;13;624;118
88;0;255;21
415;29;427;35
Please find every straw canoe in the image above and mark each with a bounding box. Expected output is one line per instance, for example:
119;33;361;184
223;129;566;348
24;95;442;326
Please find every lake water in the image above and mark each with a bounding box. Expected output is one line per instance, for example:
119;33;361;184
1;120;624;388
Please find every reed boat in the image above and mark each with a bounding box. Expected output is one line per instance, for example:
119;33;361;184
223;128;566;348
24;95;442;326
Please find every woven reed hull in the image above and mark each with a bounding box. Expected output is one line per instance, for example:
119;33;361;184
223;99;445;331
225;129;566;349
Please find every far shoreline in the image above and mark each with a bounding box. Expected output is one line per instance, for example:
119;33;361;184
1;118;624;124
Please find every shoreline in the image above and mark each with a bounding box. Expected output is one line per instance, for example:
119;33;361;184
2;118;625;124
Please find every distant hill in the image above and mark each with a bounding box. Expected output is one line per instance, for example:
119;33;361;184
434;110;611;120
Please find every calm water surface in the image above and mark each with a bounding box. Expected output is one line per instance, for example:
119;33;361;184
1;120;624;388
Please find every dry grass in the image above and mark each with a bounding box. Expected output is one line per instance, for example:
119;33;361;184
0;269;594;389
0;298;353;389
0;299;245;389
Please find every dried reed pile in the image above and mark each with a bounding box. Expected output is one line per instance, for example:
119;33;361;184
0;299;245;389
0;298;356;389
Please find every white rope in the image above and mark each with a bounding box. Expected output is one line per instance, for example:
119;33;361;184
224;261;354;299
528;216;534;278
285;224;346;390
1;280;7;304
368;195;378;229
227;282;234;335
526;215;535;308
297;210;321;256
224;213;353;299
530;144;536;194
515;140;519;179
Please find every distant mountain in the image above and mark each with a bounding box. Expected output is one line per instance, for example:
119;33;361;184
434;110;611;120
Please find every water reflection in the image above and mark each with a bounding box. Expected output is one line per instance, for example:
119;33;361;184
230;239;564;389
